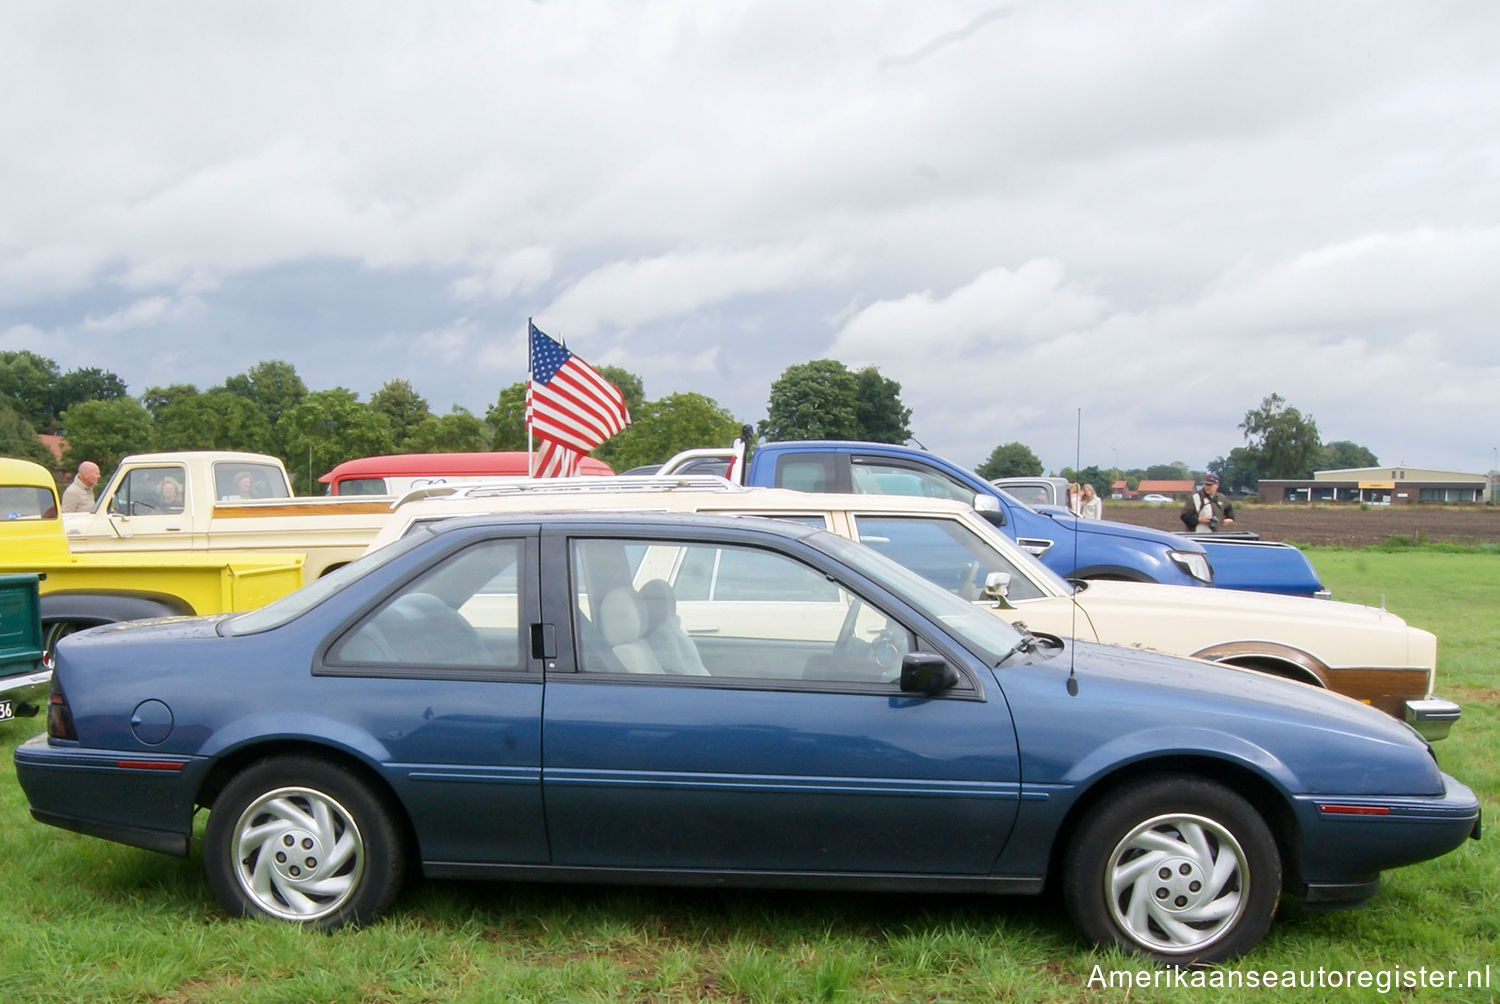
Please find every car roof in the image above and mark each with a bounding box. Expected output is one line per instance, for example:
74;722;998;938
370;486;981;552
419;508;829;542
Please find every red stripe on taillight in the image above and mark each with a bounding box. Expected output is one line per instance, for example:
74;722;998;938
114;760;185;771
1318;803;1391;815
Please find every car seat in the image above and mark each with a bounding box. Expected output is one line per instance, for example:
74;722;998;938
638;579;709;675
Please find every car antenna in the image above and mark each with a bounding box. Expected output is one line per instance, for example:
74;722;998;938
1068;408;1080;696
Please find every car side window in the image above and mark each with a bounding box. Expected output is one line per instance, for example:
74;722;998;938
109;466;189;515
850;459;975;503
327;538;524;671
852;515;1045;602
571;537;913;686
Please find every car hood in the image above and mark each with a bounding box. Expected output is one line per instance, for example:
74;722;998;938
1061;578;1433;668
1038;508;1203;551
1001;640;1441;795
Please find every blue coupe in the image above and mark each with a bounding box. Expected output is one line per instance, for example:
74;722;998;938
15;513;1479;964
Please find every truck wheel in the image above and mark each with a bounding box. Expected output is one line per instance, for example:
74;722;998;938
43;621;86;664
1062;776;1280;964
204;757;405;929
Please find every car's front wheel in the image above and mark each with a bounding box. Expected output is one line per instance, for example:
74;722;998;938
1062;776;1280;964
204;757;404;929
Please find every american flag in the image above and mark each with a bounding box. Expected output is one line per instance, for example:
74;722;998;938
526;321;630;477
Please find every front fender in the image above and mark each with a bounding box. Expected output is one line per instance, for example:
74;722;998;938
1059;725;1300;793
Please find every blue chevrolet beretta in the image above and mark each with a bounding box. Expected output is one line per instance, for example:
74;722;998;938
14;513;1480;964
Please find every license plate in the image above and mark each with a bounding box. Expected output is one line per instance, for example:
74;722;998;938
0;700;12;722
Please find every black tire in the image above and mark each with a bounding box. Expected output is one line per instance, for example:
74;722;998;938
1062;775;1280;964
203;756;405;929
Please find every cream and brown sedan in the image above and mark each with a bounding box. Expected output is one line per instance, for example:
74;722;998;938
370;480;1459;739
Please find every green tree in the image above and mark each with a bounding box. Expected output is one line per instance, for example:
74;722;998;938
51;366;128;421
276;389;395;493
1207;446;1260;493
0;350;63;431
852;367;911;443
486;382;528;451
976;442;1043;479
403;406;491;453
0;403;54;467
152;388;277;454
57;398;155;474
1060;465;1109;498
607;393;743;471
1320;440;1379;471
1239;393;1321;480
759;359;859;442
143;383;203;418
222;360;308;451
370;379;432;448
1144;462;1191;481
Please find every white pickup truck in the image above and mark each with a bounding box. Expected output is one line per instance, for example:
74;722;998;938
63;451;395;581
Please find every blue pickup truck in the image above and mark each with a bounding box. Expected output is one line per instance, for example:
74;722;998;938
661;440;1325;596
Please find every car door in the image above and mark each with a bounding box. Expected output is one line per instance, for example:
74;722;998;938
539;525;1020;876
318;531;548;865
100;464;194;548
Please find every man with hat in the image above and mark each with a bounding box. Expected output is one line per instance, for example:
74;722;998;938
1181;473;1235;532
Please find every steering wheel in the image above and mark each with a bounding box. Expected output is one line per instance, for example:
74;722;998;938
871;624;907;683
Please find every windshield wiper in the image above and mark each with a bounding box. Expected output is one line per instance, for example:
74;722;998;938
996;621;1040;666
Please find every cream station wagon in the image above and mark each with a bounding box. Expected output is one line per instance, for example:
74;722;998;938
365;478;1459;739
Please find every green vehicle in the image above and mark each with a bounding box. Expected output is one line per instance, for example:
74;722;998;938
0;572;46;722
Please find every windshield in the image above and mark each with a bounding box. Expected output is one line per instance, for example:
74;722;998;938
222;526;436;635
812;530;1024;665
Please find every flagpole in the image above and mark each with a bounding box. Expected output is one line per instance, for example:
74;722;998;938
526;318;535;477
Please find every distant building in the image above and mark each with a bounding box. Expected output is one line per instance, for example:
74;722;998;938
37;434;67;461
1133;479;1196;499
1258;467;1489;505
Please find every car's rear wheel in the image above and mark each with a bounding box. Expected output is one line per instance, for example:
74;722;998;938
204;757;404;929
1062;776;1280;964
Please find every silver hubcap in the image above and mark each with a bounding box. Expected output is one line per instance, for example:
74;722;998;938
1106;812;1248;954
229;786;364;921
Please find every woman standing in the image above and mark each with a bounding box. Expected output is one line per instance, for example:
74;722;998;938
1079;483;1102;519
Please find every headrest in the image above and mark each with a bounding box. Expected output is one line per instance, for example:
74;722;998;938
638;579;676;629
597;588;644;646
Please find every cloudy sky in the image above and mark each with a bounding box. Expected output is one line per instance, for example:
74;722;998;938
4;2;1498;475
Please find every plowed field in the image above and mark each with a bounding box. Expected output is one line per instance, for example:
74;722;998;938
1102;502;1500;548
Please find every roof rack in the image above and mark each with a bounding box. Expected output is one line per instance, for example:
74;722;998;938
393;475;747;507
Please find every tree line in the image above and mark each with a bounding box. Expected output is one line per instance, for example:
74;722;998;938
1;351;913;493
1;348;1373;495
974;393;1378;497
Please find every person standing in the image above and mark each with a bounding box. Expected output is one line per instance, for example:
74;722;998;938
1079;482;1103;519
1181;473;1235;532
61;460;101;513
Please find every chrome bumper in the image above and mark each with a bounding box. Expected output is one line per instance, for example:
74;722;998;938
0;666;52;722
1406;697;1462;742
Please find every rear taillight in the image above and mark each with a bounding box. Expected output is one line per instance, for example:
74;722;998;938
46;681;76;740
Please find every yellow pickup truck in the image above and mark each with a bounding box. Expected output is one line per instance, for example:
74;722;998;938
2;457;305;659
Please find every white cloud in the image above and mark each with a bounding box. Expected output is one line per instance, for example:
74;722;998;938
543;244;847;336
2;2;1498;471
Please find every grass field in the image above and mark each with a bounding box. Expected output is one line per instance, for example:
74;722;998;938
1;549;1495;1002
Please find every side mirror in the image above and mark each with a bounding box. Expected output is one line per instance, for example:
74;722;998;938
899;652;959;695
972;494;1006;528
981;571;1014;609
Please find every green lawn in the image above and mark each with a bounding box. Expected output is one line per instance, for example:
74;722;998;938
1;549;1495;1002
